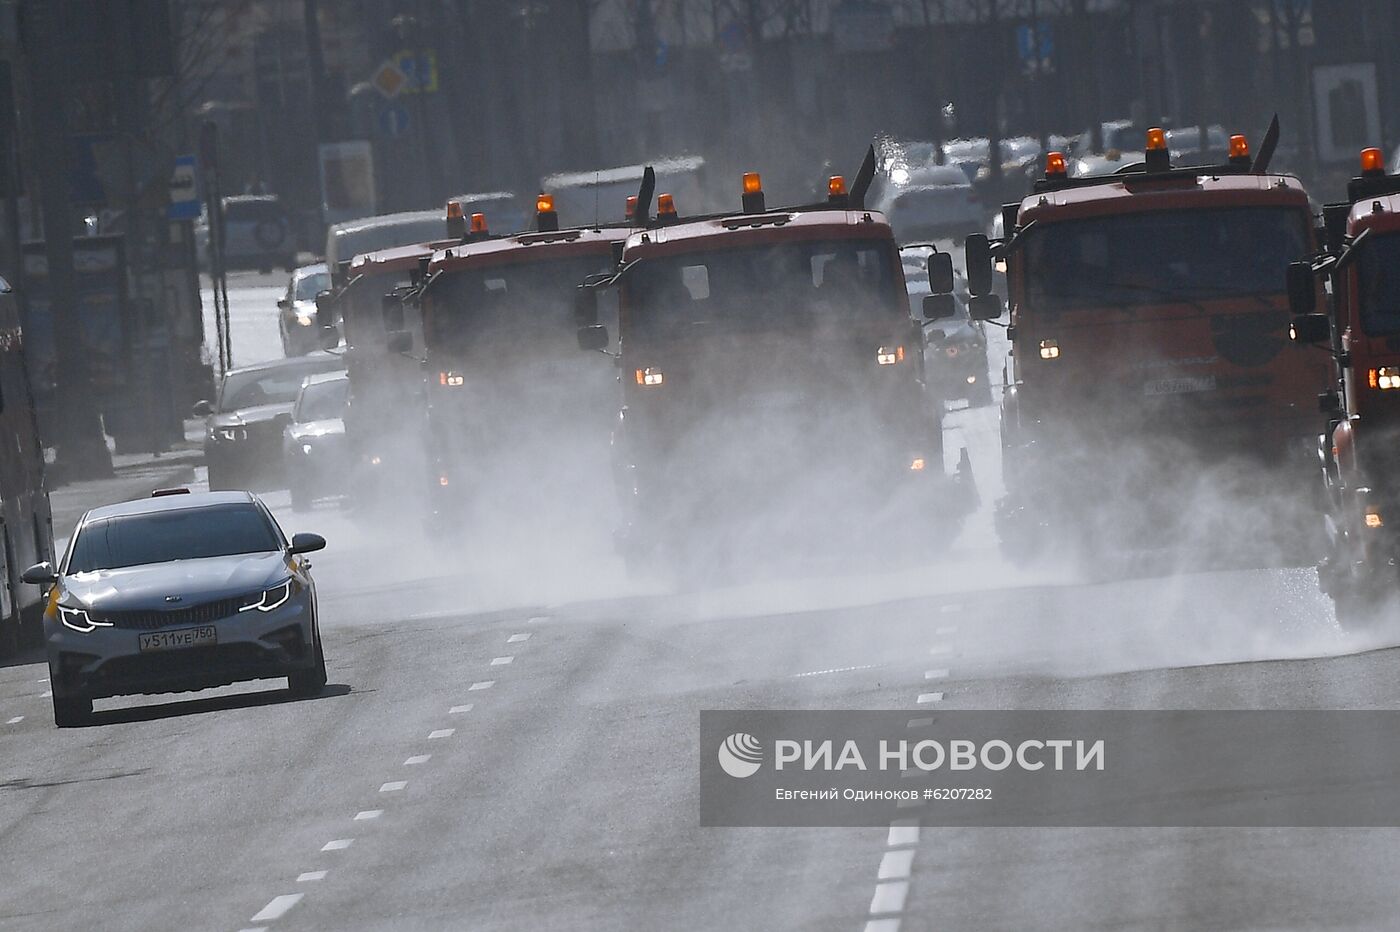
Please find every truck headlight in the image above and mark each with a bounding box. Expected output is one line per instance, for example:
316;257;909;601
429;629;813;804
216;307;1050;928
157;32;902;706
1369;367;1400;390
1039;339;1060;360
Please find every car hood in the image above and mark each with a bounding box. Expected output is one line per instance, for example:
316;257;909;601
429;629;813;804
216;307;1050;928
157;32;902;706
62;553;290;612
211;402;294;429
287;418;345;441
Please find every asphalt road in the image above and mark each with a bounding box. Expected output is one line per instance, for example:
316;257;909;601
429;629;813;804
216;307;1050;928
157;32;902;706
3;271;1400;931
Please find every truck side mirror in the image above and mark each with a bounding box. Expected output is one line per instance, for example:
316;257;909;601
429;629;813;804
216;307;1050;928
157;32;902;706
315;290;335;318
192;399;213;417
577;324;608;351
964;233;994;297
319;325;340;351
381;293;405;333
1289;313;1330;344
575;286;599;326
922;293;956;321
968;293;1004;321
1286;261;1316;316
386;330;412;354
927;252;954;295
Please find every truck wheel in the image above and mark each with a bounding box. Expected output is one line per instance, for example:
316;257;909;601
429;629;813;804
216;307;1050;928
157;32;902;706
52;695;93;728
1332;590;1386;629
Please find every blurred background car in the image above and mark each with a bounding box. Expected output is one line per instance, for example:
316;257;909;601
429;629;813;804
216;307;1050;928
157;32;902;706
284;371;350;512
279;262;331;356
877;165;984;243
195;353;346;491
902;245;991;407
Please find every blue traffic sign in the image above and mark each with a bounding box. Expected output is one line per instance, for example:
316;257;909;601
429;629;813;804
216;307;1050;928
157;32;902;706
168;154;201;221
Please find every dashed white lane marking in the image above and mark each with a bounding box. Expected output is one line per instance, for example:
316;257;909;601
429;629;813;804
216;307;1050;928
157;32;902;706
380;781;407;793
937;605;961;614
36;677;48;683
792;664;878;678
405;755;431;766
354;810;382;821
887;822;919;846
296;871;327;883
39;690;51;698
428;728;455;739
927;646;951;657
895;798;924;809
924;669;948;680
490;656;514;666
251;893;304;921
878;849;915;880
6;716;22;725
507;633;531;643
869;881;909;915
468;680;495;691
863;919;901;932
526;615;549;624
238;927;268;932
916;692;944;704
906;717;934;728
449;704;474;714
321;839;353;851
935;625;958;634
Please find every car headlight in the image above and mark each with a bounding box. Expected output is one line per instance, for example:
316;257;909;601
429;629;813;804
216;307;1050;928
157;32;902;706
239;579;296;613
59;605;112;633
301;443;313;455
215;427;247;442
296;315;314;327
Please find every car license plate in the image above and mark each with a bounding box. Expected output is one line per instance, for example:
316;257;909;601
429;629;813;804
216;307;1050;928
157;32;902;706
1143;375;1217;396
138;626;217;652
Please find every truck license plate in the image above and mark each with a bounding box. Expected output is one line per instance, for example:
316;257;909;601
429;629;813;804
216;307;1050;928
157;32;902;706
138;626;217;652
1143;375;1217;396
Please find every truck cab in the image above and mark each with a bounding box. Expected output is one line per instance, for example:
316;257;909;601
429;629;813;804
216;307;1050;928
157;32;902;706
1288;147;1400;621
415;200;631;528
971;128;1328;565
578;167;974;574
320;233;455;510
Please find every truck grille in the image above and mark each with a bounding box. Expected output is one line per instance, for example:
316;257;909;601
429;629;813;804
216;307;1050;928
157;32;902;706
101;596;248;630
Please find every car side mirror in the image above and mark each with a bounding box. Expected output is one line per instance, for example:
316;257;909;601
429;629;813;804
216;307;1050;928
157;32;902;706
386;329;412;353
964;233;995;297
575;286;600;326
922;293;956;321
968;293;1004;321
192;399;214;417
1286;261;1316;316
21;561;56;585
288;532;326;555
577;324;608;351
1289;313;1330;344
926;252;954;295
277;298;291;310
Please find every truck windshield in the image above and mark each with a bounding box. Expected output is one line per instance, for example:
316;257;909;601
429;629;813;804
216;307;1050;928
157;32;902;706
1025;207;1308;313
1357;233;1400;336
426;255;606;355
626;239;902;343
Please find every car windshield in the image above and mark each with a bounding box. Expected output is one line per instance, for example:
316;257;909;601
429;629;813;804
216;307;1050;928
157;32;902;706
1357;233;1400;336
296;379;348;422
425;255;607;356
67;503;281;572
294;269;331;301
1025;207;1309;312
627;239;903;345
220;359;343;411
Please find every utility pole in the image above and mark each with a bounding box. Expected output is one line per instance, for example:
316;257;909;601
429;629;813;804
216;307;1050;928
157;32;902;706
24;0;113;478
